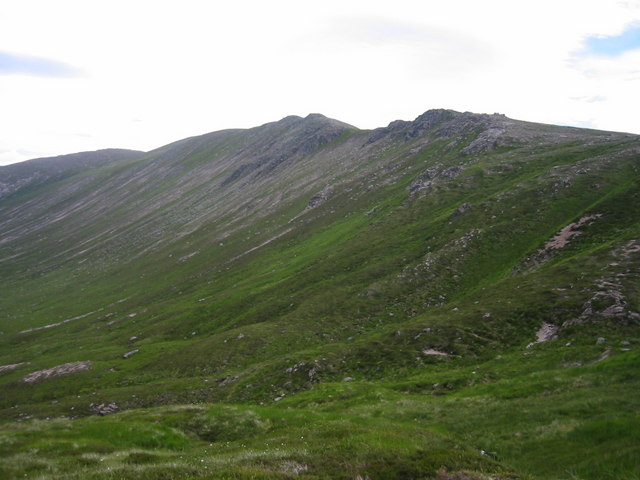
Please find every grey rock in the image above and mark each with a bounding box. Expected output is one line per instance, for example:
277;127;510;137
307;187;332;209
122;349;139;359
91;402;119;416
450;202;472;219
217;375;239;386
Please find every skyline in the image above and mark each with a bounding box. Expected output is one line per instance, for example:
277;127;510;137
1;0;639;166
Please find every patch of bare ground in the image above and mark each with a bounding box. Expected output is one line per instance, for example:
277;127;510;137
544;214;602;250
526;323;559;348
422;348;449;356
22;361;92;383
0;362;27;373
515;214;602;273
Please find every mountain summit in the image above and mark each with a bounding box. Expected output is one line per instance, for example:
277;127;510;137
1;109;639;479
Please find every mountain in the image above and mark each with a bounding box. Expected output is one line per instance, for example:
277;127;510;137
0;110;639;480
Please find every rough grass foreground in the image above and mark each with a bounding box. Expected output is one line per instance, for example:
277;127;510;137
1;345;639;480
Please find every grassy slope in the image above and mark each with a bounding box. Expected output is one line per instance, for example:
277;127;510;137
0;113;639;479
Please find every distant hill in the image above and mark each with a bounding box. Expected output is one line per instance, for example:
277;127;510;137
0;148;144;200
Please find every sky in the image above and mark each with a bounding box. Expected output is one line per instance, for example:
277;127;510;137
1;0;639;166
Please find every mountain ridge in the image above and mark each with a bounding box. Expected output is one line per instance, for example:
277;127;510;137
0;108;639;479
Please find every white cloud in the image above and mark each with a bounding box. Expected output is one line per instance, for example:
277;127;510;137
0;0;639;165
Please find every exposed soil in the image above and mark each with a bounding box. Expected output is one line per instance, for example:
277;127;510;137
422;348;449;356
544;214;602;250
22;361;92;383
526;323;559;348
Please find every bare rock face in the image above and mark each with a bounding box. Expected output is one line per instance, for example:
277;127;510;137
222;114;356;187
461;125;506;155
404;109;461;140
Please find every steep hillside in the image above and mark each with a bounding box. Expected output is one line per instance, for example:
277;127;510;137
0;110;639;480
0;149;144;201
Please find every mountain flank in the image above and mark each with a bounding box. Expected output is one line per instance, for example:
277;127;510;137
0;109;639;480
0;148;144;201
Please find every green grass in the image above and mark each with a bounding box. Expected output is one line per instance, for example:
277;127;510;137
1;346;638;479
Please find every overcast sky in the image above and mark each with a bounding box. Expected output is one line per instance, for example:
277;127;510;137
1;0;639;165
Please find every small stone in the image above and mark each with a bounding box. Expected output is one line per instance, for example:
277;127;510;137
450;203;472;219
343;377;354;382
596;337;606;345
122;349;139;359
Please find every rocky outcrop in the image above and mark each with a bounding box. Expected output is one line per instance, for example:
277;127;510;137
91;402;119;416
409;164;464;196
526;323;559;348
307;187;333;209
450;202;472;219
